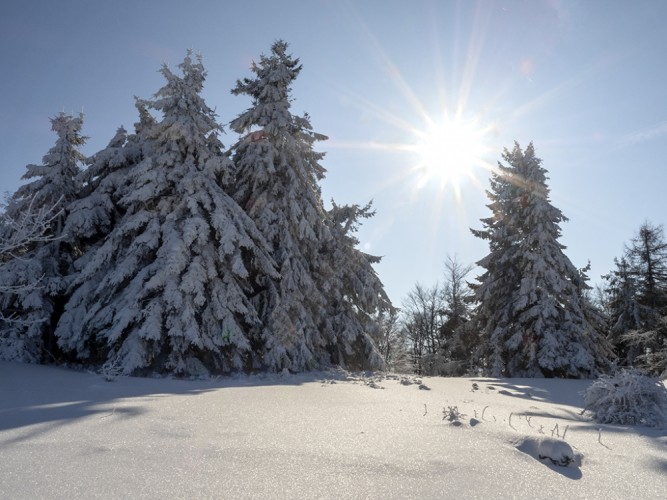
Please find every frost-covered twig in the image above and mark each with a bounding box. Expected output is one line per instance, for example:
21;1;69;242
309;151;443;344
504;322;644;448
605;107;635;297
597;428;610;449
101;354;125;381
0;309;49;325
99;407;117;419
0;196;63;312
0;195;63;261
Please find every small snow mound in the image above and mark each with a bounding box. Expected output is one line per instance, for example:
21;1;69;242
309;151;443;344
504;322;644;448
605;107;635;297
514;436;582;468
537;438;577;467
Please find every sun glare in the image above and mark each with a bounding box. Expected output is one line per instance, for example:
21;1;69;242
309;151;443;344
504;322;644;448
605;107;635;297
326;11;498;205
412;116;488;188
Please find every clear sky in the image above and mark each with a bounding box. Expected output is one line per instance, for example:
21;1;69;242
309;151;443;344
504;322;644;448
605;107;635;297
1;0;666;306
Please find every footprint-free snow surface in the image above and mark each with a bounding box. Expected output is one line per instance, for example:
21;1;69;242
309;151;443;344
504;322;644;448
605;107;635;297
1;362;665;499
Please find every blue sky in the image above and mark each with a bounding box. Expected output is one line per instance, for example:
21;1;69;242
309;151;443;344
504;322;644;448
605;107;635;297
1;0;666;305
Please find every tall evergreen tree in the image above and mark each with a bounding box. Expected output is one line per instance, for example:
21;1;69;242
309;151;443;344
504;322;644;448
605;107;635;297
57;52;276;375
469;144;525;375
626;222;667;313
323;200;392;368
229;40;388;371
64;127;129;257
64;99;155;254
0;113;85;362
471;142;612;377
56;103;155;362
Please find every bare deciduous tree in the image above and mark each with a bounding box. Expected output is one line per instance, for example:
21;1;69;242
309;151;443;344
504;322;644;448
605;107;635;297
401;282;445;374
0;196;62;301
0;196;62;265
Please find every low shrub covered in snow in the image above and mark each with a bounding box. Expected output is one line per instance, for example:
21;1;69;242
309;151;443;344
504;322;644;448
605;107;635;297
443;405;465;426
582;368;667;427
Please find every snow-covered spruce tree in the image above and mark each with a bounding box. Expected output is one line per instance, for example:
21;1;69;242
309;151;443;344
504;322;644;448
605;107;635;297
64;128;129;253
64;99;156;253
323;200;392;369
470;142;612;377
0;113;85;362
57;52;277;375
55;103;156;362
229;40;387;371
469;144;525;376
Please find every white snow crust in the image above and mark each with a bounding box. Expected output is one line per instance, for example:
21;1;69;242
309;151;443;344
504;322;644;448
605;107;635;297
1;362;665;499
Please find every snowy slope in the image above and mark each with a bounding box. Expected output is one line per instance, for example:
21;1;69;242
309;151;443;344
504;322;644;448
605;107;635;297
1;362;665;499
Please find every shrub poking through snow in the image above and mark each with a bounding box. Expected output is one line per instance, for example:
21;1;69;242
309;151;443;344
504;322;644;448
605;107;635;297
582;368;667;427
443;406;465;426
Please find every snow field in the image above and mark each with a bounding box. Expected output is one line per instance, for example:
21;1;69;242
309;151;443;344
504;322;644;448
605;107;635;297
1;362;665;499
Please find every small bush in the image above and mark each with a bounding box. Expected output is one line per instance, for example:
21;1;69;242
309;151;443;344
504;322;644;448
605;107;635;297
443;405;465;425
583;368;667;427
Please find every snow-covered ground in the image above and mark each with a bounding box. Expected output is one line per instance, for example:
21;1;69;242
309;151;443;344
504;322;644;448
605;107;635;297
1;362;665;499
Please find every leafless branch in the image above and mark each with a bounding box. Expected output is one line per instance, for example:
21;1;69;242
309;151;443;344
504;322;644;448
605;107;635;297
0;195;63;260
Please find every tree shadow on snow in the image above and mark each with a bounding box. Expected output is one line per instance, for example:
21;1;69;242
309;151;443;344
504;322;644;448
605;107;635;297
470;378;591;408
648;456;667;474
566;420;667;442
0;361;323;439
473;377;667;440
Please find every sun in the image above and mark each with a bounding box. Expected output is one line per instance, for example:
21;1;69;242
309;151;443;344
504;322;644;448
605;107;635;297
411;115;488;188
